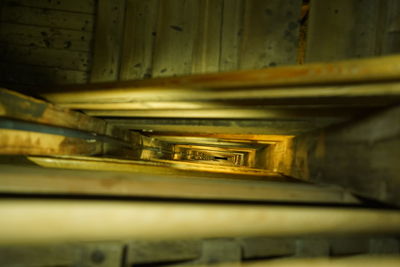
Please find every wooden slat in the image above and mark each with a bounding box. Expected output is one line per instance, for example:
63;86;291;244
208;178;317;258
119;0;159;80
0;88;127;141
0;23;92;52
376;0;400;55
83;107;372;119
240;0;302;69
105;118;339;135
41;55;400;95
126;240;201;265
191;0;223;74
90;0;126;82
2;199;400;245
0;243;124;267
306;0;380;62
152;0;199;77
0;163;359;203
3;0;96;14
0;129;102;155
219;0;243;71
0;63;88;85
43;82;400;108
285;105;400;206
0;44;89;71
1;5;94;32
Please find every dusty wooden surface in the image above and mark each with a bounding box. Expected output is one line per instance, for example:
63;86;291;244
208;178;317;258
240;0;301;69
40;56;400;135
0;163;359;203
0;129;102;155
43;55;400;94
0;88;130;141
1;199;400;244
90;0;125;82
285;105;400;206
95;0;303;82
119;0;158;80
0;238;399;266
0;0;95;92
306;0;400;63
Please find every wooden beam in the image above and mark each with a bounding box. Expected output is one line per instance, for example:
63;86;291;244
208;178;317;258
0;129;102;156
42;82;400;106
104;118;349;135
0;163;358;204
42;55;400;95
2;199;400;244
0;88;134;142
83;107;375;119
306;0;380;62
90;0;126;82
0;89;170;158
284;105;400;206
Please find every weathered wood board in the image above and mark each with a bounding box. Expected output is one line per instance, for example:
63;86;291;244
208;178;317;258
115;0;303;80
285;105;400;206
152;0;200;77
90;0;126;82
0;0;95;90
0;44;89;71
0;23;92;52
2;0;96;14
240;0;302;69
306;0;400;62
120;0;159;80
191;0;223;74
1;5;94;31
0;63;87;85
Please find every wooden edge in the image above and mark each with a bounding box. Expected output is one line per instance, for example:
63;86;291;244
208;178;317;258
41;54;400;94
0;88;139;143
0;163;360;204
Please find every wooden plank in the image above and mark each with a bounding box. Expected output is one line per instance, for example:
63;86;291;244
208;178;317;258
240;0;302;69
3;0;96;14
240;237;295;259
0;242;123;267
0;23;92;52
2;199;400;245
0;129;102;155
152;0;199;77
83;107;371;119
0;89;158;159
0;163;360;203
192;239;241;265
306;0;380;62
1;5;94;32
0;88;131;141
119;0;159;80
105;118;338;135
0;118;140;158
191;0;223;74
219;0;243;71
285;105;400;206
41;55;400;94
0;62;88;85
0;44;89;71
127;240;201;265
90;0;126;82
376;0;400;55
43;82;400;109
0;245;79;267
